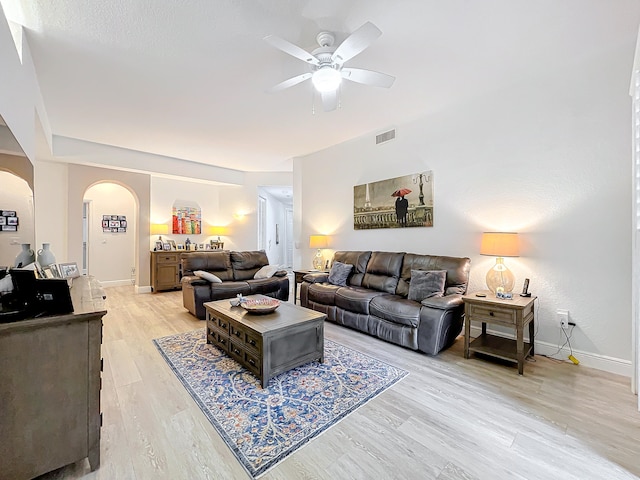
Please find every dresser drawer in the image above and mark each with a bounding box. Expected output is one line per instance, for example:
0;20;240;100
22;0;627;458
215;316;231;334
230;323;262;352
469;304;516;325
156;253;180;264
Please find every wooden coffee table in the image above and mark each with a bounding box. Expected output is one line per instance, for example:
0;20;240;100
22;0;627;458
204;295;326;388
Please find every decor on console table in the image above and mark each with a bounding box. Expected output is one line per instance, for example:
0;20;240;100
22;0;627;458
36;243;56;268
14;243;35;267
480;232;519;294
153;328;407;478
353;171;433;230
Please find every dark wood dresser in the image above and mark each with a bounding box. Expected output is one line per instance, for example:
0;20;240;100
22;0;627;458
0;276;107;480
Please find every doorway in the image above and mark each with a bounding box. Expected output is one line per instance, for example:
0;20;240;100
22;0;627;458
257;186;293;268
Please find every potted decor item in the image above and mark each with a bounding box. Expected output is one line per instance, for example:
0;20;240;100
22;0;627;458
37;243;57;268
14;243;35;267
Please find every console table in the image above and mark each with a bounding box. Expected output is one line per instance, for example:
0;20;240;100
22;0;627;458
463;291;536;375
0;276;107;480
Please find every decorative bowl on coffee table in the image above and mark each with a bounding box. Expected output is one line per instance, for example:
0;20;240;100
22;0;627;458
241;298;280;314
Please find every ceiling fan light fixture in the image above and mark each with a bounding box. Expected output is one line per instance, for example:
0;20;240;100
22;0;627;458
312;67;342;93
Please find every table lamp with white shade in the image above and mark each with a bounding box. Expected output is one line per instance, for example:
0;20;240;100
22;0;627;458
480;232;520;294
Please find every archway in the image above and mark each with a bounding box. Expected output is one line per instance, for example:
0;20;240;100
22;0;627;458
83;182;137;287
0;169;34;267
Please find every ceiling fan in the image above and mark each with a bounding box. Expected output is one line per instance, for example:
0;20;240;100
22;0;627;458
264;22;395;112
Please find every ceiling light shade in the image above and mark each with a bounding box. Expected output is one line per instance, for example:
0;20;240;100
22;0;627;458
480;232;519;294
312;67;342;93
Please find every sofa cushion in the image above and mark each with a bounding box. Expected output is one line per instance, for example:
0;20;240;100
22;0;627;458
247;277;283;295
335;286;387;315
397;253;470;297
209;281;251;300
254;264;279;279
361;251;404;294
327;261;353;286
181;251;233;281
408;270;446;302
307;282;341;305
370;295;421;328
194;270;222;283
231;250;269;280
333;251;371;287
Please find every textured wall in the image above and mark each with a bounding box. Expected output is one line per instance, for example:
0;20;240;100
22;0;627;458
295;46;634;373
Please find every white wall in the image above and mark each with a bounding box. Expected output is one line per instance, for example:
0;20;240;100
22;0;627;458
34;160;68;264
84;183;136;285
150;175;292;263
0;171;34;266
295;46;634;375
150;176;222;249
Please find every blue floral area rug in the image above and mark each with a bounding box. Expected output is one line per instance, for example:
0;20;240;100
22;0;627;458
153;329;408;478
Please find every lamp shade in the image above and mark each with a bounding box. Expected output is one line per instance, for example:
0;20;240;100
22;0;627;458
151;224;169;235
480;232;519;257
309;235;328;249
209;226;228;236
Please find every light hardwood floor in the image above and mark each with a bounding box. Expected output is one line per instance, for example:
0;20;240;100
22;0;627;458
37;286;640;480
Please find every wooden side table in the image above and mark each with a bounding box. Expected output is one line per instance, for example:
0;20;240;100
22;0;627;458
463;291;536;375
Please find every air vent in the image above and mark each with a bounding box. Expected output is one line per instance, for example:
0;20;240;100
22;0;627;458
376;129;396;145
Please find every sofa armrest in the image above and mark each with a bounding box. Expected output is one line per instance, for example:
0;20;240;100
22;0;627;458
303;272;329;284
274;270;288;277
181;275;209;286
421;294;463;310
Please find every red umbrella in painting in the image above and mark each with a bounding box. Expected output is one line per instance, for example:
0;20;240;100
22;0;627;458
391;188;412;197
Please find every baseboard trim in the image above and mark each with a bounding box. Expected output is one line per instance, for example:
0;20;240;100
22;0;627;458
101;279;134;288
469;325;632;378
136;285;152;294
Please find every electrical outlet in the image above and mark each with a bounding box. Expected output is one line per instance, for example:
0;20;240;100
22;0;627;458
557;309;569;329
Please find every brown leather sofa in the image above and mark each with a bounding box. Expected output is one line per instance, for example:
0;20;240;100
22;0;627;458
181;250;289;319
300;251;470;355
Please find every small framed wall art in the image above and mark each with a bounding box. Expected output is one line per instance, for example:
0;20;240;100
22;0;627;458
0;210;19;231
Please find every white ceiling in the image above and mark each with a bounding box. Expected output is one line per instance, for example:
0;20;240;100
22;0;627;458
1;0;639;174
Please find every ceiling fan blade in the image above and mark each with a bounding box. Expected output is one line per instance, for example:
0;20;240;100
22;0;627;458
331;22;382;65
264;35;319;66
341;68;395;88
321;90;338;112
267;73;312;93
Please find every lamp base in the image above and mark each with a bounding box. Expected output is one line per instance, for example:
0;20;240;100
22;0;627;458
312;250;324;270
485;257;515;294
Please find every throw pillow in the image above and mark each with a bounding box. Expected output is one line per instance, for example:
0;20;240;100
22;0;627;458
328;261;353;287
254;264;279;279
407;269;446;302
194;270;222;283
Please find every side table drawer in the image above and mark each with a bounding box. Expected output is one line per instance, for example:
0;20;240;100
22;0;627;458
469;304;516;325
156;253;179;264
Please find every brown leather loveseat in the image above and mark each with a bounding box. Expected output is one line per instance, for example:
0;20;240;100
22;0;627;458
181;250;289;319
300;251;470;355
